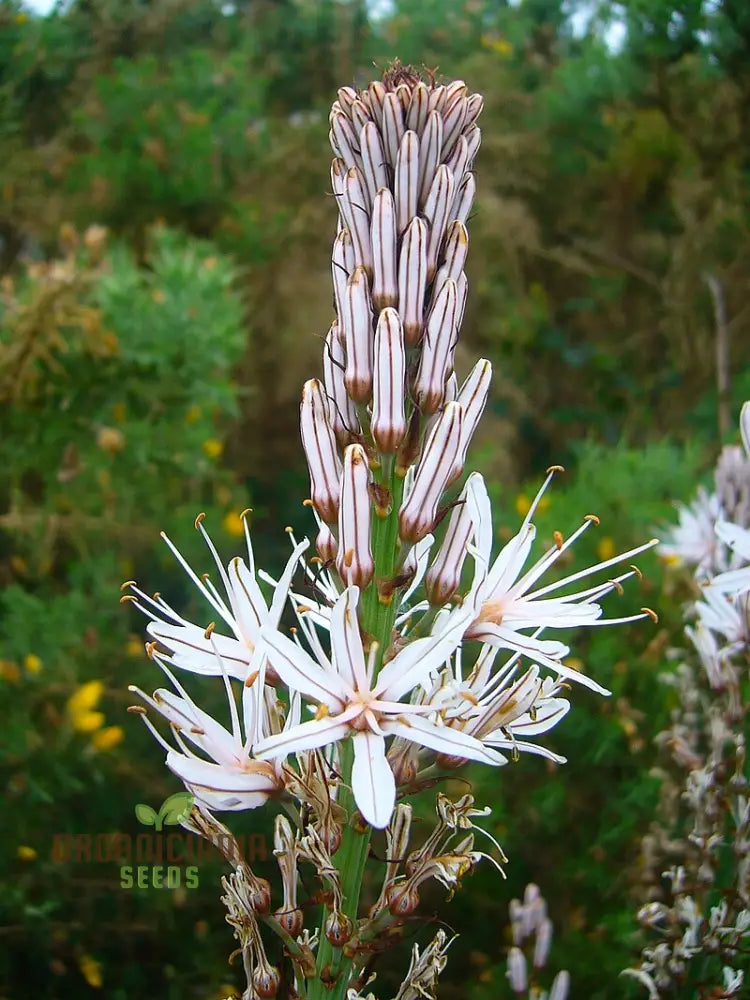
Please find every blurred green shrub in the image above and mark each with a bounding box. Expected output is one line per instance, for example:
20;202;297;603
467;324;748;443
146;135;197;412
0;224;259;998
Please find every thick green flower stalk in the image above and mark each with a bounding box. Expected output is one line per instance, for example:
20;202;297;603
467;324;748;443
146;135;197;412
125;65;657;1000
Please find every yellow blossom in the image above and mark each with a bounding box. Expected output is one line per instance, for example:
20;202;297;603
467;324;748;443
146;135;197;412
222;511;245;537
596;536;616;562
202;438;224;459
72;711;106;733
24;653;42;674
185;404;202;425
17;845;37;861
79;954;103;989
67;680;103;716
515;493;531;516
111;401;127;424
91;726;124;751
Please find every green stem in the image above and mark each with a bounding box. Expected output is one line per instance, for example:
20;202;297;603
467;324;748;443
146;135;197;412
307;458;405;1000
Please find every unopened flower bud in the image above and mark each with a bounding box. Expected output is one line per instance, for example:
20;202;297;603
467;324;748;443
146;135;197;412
419;110;443;206
549;970;571;1000
433;221;468;302
323;324;359;443
372;308;407;453
361;121;388;204
300;379;342;524
534;916;553;968
336;444;374;588
382;91;405;167
315;522;337;564
452;172;476;227
447;358;492;484
414;279;459;414
344;167;373;276
371;189;398;310
342;267;374;403
395;130;420;235
507;947;527;994
398;217;428;347
425;476;479;604
398;402;463;543
331;229;354;333
423;165;456;282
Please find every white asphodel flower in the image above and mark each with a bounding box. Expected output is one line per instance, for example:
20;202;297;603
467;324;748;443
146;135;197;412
464;471;658;694
129;644;290;811
660;486;724;573
124;513;308;683
704;520;750;597
422;643;571;763
253;587;504;829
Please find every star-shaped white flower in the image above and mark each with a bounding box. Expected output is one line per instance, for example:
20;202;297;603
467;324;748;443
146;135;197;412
129;644;290;812
253;587;504;828
125;514;308;683
463;471;658;694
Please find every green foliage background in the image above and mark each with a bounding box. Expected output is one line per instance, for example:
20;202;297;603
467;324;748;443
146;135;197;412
1;0;748;997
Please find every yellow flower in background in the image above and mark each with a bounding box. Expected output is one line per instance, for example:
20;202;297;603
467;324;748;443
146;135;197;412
73;711;106;733
222;510;245;537
111;401;127;424
596;536;616;562
67;680;103;715
515;493;550;517
202;438;224;459
515;493;531;516
185;404;202;425
67;680;106;732
24;653;43;674
91;726;124;751
17;845;37;861
79;954;103;989
96;426;126;454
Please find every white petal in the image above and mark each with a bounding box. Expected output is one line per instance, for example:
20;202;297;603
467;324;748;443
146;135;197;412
254;712;355;760
258;625;348;708
351;730;395;828
330;587;368;691
387;716;506;766
147;622;249;680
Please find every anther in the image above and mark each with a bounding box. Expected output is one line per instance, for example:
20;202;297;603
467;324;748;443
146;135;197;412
608;579;624;596
314;704;330;721
146;641;158;658
303;499;314;507
630;564;643;580
641;607;659;623
553;531;564;550
119;594;137;604
245;670;259;688
127;705;147;715
584;514;600;525
120;580;136;591
194;512;206;528
240;507;253;519
546;464;565;474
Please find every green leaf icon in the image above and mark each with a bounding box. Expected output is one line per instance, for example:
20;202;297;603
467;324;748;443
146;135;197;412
158;791;195;827
135;803;157;827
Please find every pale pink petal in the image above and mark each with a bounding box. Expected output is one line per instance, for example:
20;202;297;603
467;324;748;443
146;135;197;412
257;625;348;709
147;622;249;679
254;711;357;760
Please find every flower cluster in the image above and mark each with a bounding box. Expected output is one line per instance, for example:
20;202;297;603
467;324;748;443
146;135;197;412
506;883;570;1000
626;402;750;1000
125;65;657;1000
